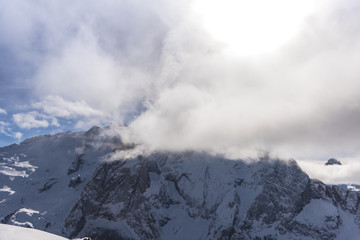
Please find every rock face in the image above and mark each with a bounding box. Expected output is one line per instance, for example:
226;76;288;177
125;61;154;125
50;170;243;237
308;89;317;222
64;152;360;240
1;127;360;240
325;158;342;166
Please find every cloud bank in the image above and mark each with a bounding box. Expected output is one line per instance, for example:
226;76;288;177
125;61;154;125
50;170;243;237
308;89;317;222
126;0;360;161
1;0;360;166
298;157;360;185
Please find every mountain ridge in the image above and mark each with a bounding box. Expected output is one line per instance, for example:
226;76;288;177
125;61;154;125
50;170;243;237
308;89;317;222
1;126;360;239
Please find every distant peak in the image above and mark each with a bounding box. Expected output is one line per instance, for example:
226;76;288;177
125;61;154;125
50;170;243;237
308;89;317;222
84;126;101;137
325;158;342;166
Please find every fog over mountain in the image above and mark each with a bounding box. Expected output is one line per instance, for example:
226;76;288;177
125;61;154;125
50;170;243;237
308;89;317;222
1;127;360;240
2;2;360;239
1;1;360;179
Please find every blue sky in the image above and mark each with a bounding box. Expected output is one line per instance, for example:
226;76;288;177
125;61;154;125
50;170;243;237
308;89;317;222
1;0;360;163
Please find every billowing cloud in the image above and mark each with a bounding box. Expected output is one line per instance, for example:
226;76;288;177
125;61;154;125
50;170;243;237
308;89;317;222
125;0;360;161
9;96;108;131
1;0;360;178
0;0;190;123
13;111;51;129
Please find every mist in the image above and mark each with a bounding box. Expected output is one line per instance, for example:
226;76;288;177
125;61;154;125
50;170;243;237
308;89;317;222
126;0;360;161
1;0;360;169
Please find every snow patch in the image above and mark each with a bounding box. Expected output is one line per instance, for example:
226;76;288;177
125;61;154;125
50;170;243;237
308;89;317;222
0;155;37;178
0;185;15;195
9;208;42;229
0;166;29;177
17;208;40;217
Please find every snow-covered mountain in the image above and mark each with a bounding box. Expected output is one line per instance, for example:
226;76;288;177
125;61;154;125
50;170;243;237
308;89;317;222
0;126;122;238
1;126;360;240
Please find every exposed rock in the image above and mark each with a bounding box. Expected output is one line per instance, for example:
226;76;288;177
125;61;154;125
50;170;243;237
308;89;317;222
325;158;342;166
68;154;85;175
68;175;83;188
38;178;58;193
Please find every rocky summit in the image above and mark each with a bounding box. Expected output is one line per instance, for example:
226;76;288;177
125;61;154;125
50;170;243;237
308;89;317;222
325;158;342;166
1;127;360;240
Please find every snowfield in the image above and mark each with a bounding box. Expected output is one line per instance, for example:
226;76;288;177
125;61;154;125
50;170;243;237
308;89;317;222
0;224;68;240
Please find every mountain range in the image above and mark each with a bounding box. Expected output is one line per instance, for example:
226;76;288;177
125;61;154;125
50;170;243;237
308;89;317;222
1;126;360;239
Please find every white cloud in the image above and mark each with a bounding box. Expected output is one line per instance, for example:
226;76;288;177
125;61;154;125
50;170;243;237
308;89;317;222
13;112;50;129
125;0;360;161
0;108;7;115
0;121;10;135
31;95;104;118
0;121;22;140
0;0;189;124
10;96;107;131
33;27;154;123
13;132;23;140
298;157;360;184
3;0;360;170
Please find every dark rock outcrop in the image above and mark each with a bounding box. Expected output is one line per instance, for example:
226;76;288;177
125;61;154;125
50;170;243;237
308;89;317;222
325;158;342;166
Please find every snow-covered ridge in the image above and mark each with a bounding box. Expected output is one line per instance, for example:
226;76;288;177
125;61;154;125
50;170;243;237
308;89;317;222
1;126;360;240
0;126;125;237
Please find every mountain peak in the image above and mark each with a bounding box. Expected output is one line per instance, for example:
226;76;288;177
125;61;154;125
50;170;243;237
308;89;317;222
325;158;342;166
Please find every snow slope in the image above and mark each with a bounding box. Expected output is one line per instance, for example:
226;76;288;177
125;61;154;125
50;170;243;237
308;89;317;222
0;126;125;236
0;223;68;240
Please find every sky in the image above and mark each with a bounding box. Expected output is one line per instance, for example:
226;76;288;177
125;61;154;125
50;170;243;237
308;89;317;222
1;0;360;182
